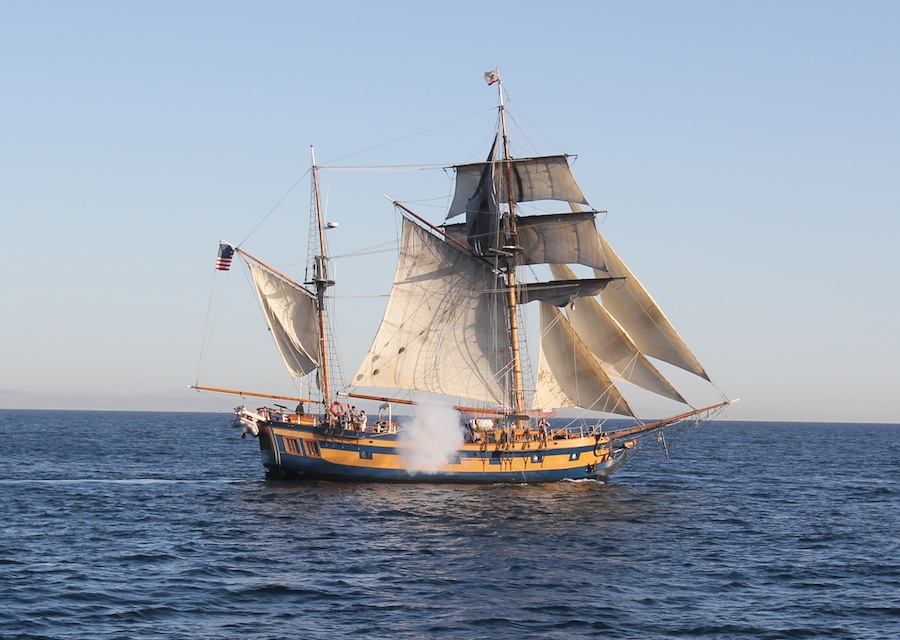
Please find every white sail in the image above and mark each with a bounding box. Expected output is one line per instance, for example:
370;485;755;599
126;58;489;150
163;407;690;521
447;156;588;218
597;233;710;380
534;302;633;416
352;219;511;405
517;213;607;270
534;347;573;411
248;262;320;378
550;264;687;403
444;212;607;270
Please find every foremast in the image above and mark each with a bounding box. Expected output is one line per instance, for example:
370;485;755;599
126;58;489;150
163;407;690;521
198;149;341;412
308;146;335;407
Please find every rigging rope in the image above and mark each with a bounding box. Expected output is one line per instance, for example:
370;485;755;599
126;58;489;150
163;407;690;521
504;93;570;157
317;108;495;166
194;266;235;386
237;167;311;248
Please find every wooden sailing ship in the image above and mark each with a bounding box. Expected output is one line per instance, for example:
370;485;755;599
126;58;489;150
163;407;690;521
193;70;732;482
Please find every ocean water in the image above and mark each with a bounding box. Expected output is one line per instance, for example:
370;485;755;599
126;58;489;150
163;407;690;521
0;410;897;639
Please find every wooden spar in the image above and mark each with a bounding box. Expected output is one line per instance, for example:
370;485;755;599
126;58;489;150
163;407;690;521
310;147;332;406
344;391;511;417
387;198;478;257
232;247;311;295
228;150;333;406
493;74;526;420
604;400;733;441
190;385;315;404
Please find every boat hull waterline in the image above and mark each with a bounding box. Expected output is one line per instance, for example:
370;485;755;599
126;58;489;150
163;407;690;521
255;419;632;483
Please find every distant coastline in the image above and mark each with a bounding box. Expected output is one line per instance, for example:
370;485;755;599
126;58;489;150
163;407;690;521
0;389;224;413
1;396;897;426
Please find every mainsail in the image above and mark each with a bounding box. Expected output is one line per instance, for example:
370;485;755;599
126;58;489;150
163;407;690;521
352;219;511;405
196;148;340;409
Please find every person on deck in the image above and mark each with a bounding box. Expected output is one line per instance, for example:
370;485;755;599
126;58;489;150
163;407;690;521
538;418;550;444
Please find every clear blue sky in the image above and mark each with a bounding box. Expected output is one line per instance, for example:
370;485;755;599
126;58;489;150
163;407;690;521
2;1;898;423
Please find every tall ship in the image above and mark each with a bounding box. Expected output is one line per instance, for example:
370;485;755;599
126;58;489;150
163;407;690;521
193;70;732;482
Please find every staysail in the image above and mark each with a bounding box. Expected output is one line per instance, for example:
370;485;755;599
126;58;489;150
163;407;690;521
548;264;687;403
533;302;633;416
596;233;710;381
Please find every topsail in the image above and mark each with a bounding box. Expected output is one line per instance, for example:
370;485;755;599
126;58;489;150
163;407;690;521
447;155;588;218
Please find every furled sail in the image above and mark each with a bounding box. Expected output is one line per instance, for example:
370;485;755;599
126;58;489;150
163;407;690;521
463;141;498;254
533;303;634;416
248;262;320;378
549;264;687;403
447;156;588;218
516;277;613;307
352;219;512;405
597;233;710;380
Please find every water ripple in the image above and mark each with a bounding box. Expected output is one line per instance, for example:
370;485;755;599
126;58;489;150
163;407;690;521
0;412;897;639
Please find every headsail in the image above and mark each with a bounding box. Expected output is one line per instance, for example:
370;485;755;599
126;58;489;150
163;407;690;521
596;233;710;381
549;264;687;403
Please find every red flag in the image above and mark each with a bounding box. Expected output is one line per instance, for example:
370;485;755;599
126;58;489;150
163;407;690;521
215;242;235;271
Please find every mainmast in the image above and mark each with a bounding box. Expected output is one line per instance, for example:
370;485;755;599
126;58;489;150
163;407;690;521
309;146;334;406
493;74;527;418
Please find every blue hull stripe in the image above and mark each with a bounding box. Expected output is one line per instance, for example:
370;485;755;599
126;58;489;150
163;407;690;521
258;422;629;483
261;450;626;483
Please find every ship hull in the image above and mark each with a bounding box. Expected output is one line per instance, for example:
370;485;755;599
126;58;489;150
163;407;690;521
257;420;630;484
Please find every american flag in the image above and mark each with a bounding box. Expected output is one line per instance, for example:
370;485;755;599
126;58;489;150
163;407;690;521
215;242;235;271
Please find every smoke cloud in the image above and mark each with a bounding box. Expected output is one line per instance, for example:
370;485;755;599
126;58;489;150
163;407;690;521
400;401;465;474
